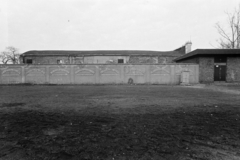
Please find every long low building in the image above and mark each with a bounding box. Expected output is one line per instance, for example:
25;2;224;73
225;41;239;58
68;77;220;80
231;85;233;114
19;42;192;65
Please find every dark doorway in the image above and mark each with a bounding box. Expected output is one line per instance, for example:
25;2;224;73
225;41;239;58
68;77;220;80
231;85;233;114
214;65;226;81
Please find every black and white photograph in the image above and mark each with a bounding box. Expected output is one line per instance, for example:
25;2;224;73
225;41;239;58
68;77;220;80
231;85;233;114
0;0;240;159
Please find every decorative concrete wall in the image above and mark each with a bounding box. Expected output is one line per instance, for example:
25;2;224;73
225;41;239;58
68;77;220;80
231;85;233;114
0;64;199;85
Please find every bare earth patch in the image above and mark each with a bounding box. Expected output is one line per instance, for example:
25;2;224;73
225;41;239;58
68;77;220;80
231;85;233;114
0;85;240;160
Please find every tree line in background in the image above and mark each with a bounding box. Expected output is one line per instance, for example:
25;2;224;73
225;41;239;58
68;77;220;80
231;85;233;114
0;46;20;64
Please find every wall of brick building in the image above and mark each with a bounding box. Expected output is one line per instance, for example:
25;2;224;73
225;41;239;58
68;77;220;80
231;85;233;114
226;57;240;82
198;56;240;83
176;55;240;83
73;57;84;64
22;55;179;64
198;57;214;83
158;56;178;63
24;56;72;64
23;56;130;64
23;56;84;64
84;56;129;64
176;57;199;64
128;56;178;64
128;56;158;64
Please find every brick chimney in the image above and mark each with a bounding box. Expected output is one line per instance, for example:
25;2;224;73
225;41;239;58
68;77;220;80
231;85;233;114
185;41;192;54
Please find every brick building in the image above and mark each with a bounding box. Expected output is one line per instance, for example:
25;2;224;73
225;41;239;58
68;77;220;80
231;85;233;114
19;42;192;65
174;49;240;83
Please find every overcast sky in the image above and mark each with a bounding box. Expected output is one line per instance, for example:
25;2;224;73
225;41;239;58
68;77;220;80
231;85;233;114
0;0;239;53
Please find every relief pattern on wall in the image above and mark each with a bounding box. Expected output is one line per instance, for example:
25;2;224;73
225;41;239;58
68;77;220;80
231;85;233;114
100;67;119;75
175;65;193;75
24;67;46;83
49;65;71;76
50;69;69;76
150;65;170;75
125;66;145;75
25;67;45;76
49;67;71;84
0;66;22;83
1;67;21;76
75;68;95;76
0;64;199;84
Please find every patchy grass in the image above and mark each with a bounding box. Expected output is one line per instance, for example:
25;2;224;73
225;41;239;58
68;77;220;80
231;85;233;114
216;84;240;92
0;85;240;160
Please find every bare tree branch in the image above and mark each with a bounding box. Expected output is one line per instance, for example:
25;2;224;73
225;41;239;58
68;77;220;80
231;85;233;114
0;46;20;64
215;23;232;42
215;4;240;49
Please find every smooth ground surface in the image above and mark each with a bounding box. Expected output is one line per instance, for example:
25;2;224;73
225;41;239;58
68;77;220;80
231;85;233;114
0;85;240;160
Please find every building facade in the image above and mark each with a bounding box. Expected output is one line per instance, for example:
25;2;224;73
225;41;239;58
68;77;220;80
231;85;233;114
19;50;183;65
174;49;240;83
19;42;192;65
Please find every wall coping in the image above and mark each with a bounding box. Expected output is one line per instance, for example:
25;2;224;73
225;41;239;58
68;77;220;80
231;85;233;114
0;63;198;66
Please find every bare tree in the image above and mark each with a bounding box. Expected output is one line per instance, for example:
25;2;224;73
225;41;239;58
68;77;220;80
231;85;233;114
0;46;20;64
215;5;240;49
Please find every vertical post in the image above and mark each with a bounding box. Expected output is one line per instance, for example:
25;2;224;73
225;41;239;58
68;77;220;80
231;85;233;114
70;65;74;84
146;65;151;84
46;66;50;83
21;66;25;83
196;65;199;83
170;65;175;84
120;65;124;83
95;65;100;84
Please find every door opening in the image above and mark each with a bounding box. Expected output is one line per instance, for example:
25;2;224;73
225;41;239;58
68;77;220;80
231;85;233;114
214;65;226;81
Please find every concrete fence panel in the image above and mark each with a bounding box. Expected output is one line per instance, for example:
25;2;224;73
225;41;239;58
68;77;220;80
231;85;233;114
0;66;22;84
124;65;147;84
25;66;47;84
149;65;172;84
49;66;71;84
99;65;122;84
74;65;96;84
0;64;199;85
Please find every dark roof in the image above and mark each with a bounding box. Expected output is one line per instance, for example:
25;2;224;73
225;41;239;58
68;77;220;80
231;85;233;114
174;45;186;54
174;49;240;61
21;50;183;57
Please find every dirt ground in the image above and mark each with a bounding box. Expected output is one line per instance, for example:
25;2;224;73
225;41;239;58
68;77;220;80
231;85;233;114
1;85;240;160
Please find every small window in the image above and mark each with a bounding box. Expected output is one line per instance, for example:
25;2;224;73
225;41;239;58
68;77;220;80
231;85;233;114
118;59;124;63
26;59;32;64
57;60;64;64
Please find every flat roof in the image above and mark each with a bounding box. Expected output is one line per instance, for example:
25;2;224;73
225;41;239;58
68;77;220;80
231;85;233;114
174;49;240;61
21;50;183;57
